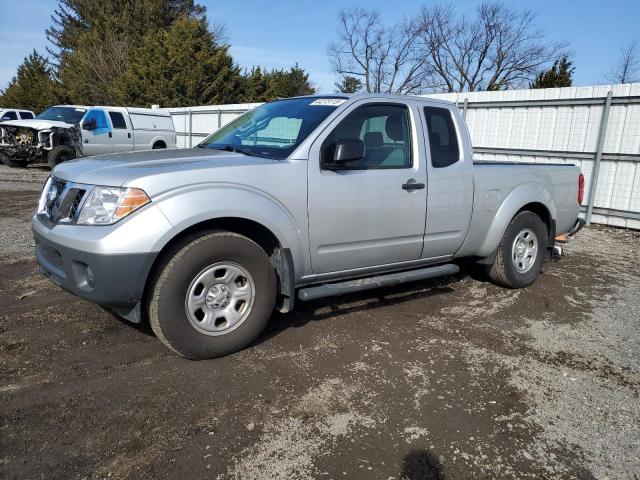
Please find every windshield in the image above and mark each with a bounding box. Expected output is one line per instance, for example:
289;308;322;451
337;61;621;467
37;106;87;124
198;97;346;159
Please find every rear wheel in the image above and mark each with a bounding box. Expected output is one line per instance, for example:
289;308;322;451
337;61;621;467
488;211;547;288
47;145;75;169
148;231;276;359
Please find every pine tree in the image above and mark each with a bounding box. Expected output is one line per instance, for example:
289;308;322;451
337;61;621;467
530;56;574;89
46;0;219;105
242;67;270;102
335;75;363;93
46;0;205;63
269;64;315;98
242;64;316;102
115;16;244;106
0;51;59;112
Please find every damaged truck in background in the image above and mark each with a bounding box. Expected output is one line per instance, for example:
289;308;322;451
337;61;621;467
0;105;177;168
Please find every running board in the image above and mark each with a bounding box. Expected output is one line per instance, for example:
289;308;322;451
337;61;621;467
298;264;460;301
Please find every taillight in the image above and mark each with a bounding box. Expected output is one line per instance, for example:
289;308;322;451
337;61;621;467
578;173;584;205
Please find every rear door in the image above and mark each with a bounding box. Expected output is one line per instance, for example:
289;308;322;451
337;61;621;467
80;108;112;156
307;100;428;274
420;104;474;258
107;110;134;153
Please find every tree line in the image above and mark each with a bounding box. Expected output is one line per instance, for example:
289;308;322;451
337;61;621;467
0;0;315;112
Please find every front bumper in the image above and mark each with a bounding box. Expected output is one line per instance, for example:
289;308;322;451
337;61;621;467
33;220;157;314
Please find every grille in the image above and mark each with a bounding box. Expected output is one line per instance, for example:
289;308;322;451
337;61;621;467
39;178;86;227
42;178;67;224
69;190;85;218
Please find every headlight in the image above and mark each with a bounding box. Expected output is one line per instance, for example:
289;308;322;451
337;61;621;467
77;186;150;225
37;177;53;214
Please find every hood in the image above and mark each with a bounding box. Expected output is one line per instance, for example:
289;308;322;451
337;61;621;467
0;119;75;130
51;148;280;194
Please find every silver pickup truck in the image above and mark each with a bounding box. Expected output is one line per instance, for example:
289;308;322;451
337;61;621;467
32;94;585;359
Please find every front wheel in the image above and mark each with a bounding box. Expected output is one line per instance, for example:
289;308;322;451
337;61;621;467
47;145;75;168
148;231;276;359
488;211;547;288
1;155;27;168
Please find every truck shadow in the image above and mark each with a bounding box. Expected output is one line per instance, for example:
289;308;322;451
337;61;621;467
256;273;461;346
401;450;446;480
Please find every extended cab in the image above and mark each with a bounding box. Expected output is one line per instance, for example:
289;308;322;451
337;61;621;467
32;94;585;359
0;105;176;168
0;108;36;121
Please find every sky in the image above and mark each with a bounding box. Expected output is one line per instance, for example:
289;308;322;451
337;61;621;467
1;0;639;94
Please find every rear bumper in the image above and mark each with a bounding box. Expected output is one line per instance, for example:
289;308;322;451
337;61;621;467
33;222;156;311
569;217;586;236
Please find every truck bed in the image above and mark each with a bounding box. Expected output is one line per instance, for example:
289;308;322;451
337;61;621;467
456;161;581;258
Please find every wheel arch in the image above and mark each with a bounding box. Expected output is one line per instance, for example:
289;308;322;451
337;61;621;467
145;216;296;314
475;183;557;258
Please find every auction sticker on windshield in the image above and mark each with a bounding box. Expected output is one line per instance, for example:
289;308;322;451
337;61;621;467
310;99;346;106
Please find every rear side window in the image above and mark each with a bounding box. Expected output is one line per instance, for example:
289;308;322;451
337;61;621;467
108;112;127;129
1;111;18;120
424;106;460;168
19;111;34;119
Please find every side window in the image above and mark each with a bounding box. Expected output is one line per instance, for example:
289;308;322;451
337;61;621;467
2;111;18;120
424;106;460;168
322;104;412;169
83;109;110;132
108;112;127;129
19;111;35;119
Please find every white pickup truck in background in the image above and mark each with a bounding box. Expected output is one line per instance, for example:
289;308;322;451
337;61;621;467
0;108;36;121
0;105;176;168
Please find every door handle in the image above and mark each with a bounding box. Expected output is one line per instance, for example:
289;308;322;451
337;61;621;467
402;181;425;191
84;139;89;143
128;133;131;139
108;132;112;138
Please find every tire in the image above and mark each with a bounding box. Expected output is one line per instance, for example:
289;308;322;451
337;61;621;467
148;231;276;359
152;141;166;149
1;155;27;168
47;145;75;169
488;211;547;289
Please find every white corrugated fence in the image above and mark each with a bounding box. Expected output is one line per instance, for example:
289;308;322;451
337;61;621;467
166;83;640;230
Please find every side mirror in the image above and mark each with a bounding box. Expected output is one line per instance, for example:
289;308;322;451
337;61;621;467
324;139;365;169
83;118;97;131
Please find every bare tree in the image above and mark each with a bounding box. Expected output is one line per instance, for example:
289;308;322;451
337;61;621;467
327;8;432;94
418;3;567;92
606;40;640;84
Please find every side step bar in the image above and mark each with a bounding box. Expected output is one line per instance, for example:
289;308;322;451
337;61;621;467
298;264;460;301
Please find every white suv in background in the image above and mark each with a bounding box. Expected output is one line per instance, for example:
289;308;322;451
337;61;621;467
0;108;36;121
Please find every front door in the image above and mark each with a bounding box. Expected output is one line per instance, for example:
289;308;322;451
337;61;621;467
307;101;427;274
80;108;112;156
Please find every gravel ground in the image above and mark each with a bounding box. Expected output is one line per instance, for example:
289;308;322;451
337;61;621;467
0;164;639;479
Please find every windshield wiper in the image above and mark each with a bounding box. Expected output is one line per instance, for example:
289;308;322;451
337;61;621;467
202;144;256;157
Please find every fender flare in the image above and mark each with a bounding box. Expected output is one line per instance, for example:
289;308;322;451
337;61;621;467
476;182;557;258
151;183;307;281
